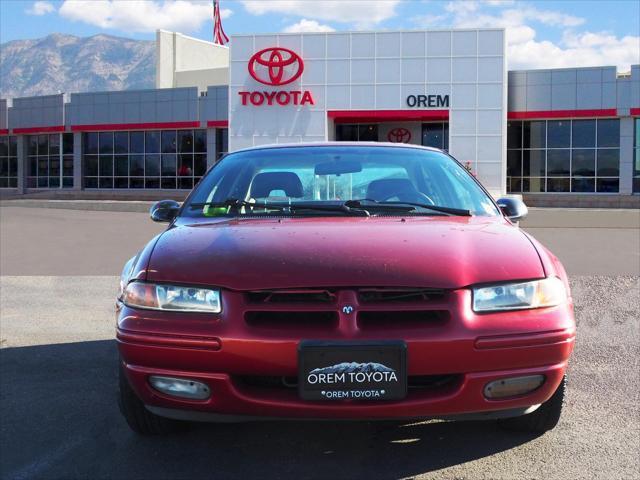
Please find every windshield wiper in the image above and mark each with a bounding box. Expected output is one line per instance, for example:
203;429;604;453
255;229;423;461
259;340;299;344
348;199;471;217
288;202;370;217
188;198;286;212
343;199;416;212
188;199;370;216
188;198;469;217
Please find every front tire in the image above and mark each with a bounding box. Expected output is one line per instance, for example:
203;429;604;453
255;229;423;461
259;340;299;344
498;375;566;433
118;365;184;435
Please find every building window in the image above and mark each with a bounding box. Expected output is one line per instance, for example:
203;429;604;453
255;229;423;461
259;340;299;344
83;129;207;189
216;128;228;160
334;123;450;148
335;124;379;141
634;118;640;193
507;119;620;194
27;133;74;188
422;122;449;150
0;136;18;188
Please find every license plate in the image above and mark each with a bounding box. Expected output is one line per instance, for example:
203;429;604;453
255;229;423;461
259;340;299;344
298;341;407;401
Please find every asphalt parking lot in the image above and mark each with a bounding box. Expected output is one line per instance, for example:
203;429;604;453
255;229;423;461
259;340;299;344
1;206;639;479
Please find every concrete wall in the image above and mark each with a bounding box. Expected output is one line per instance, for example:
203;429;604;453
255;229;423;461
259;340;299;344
200;86;229;124
4;86;226;131
229;29;507;195
8;94;65;130
620;117;635;193
175;68;229;90
508;65;640;113
156;30;175;89
156;30;229;92
616;65;640;116
66;87;200;125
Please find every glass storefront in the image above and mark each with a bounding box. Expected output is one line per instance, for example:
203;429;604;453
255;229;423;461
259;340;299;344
422;122;449;150
507;119;620;193
0;136;18;188
335;123;449;150
83;129;207;189
335;124;379;141
4;118;632;195
216;128;229;160
27;133;74;188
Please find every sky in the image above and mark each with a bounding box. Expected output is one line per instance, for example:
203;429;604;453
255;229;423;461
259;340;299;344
1;0;639;71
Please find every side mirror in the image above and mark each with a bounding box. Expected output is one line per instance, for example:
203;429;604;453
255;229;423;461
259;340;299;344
497;197;528;222
150;199;181;223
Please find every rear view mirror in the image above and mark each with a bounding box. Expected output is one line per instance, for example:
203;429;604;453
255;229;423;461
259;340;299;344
497;197;528;222
150;200;181;223
314;160;362;176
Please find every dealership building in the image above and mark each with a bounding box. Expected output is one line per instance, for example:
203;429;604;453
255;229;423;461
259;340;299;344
1;28;639;207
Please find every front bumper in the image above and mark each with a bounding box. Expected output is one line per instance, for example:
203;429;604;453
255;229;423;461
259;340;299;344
117;288;575;420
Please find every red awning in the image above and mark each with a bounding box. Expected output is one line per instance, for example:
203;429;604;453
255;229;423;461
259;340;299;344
328;110;449;124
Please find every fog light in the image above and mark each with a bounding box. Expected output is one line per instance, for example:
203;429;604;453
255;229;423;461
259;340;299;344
149;376;211;400
484;375;545;399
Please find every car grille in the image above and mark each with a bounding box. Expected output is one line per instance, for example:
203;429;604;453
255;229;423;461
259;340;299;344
245;311;339;330
357;310;448;330
357;288;446;303
246;289;336;304
243;287;451;332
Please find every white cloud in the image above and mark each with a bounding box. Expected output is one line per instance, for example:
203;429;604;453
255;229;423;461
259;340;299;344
240;1;400;28
509;32;640;70
518;6;584;28
26;1;55;16
58;0;232;34
419;1;638;71
444;1;479;16
283;19;335;33
412;13;449;28
444;1;584;29
484;0;515;6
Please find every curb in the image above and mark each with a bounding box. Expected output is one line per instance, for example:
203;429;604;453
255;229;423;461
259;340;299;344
0;199;154;213
523;208;640;229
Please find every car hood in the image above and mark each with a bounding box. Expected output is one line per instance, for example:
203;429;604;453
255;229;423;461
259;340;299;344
145;216;544;290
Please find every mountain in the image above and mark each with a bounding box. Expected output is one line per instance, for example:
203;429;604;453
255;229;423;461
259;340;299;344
0;33;155;99
309;362;396;375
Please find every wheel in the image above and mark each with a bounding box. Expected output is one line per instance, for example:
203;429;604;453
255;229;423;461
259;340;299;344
118;365;184;435
498;375;566;433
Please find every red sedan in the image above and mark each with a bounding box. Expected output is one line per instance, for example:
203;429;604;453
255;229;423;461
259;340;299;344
116;143;575;435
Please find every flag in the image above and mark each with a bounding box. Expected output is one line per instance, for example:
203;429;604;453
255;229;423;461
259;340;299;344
213;0;229;45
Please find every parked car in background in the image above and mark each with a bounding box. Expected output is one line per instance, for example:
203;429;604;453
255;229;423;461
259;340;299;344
116;143;575;435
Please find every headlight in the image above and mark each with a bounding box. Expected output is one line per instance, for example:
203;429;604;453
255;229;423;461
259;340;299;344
122;282;221;313
472;277;565;312
118;256;137;298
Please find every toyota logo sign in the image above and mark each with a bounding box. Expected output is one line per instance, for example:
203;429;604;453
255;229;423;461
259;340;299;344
240;47;314;107
248;47;304;86
387;128;412;143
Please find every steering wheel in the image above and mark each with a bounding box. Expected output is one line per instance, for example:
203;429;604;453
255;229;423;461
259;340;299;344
380;191;435;205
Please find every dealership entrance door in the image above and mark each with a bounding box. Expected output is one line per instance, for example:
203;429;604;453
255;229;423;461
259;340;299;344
335;122;449;150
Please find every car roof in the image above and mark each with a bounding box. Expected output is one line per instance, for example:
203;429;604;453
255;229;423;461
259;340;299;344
231;142;445;154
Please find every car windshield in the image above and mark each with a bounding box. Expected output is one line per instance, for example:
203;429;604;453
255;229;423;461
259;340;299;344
182;145;500;217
